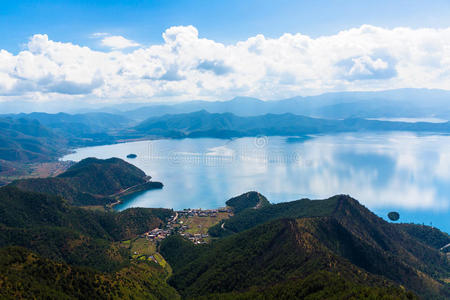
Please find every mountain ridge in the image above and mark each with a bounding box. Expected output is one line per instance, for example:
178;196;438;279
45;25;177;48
131;110;450;139
203;194;449;298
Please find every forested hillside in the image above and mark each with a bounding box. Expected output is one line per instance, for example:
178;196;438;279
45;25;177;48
10;157;163;206
3;112;132;146
165;194;450;299
0;117;67;163
0;186;178;299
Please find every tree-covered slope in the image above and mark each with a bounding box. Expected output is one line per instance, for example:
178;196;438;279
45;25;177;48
395;223;450;250
182;194;450;299
0;246;179;300
0;186;172;270
4;112;132;147
0;117;67;163
10;157;163;205
209;195;338;236
196;271;417;300
0;184;179;299
161;218;420;299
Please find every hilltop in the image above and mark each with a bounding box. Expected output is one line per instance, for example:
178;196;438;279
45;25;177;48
10;157;163;206
226;191;270;213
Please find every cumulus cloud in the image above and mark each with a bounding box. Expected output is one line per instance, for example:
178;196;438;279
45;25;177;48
337;55;397;81
100;35;140;49
1;25;450;103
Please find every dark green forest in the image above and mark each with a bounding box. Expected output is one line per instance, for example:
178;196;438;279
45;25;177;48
10;157;163;205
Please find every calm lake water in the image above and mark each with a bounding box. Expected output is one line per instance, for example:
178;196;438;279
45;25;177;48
62;133;450;233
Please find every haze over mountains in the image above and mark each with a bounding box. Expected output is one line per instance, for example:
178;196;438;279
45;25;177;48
2;89;450;121
114;88;450;121
131;110;450;139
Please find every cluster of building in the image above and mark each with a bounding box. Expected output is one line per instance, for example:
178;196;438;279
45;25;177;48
143;207;233;244
145;228;171;240
180;232;209;244
176;207;232;218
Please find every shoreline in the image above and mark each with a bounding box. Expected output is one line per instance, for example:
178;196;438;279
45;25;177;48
107;179;164;210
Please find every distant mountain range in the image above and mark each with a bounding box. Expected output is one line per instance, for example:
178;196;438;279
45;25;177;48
0;117;67;164
1;88;450;184
131;110;450;139
2;88;450;120
2;112;132;146
117;88;450;121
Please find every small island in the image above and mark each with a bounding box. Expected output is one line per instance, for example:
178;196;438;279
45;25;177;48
127;154;138;159
388;211;400;221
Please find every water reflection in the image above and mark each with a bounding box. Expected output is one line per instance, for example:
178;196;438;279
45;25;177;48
63;133;450;232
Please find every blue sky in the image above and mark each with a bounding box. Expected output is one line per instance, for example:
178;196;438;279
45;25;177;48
1;0;450;107
2;0;450;53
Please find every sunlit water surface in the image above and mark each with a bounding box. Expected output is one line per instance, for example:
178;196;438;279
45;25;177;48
63;133;450;233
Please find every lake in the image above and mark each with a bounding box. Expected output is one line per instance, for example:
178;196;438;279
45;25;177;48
62;133;450;233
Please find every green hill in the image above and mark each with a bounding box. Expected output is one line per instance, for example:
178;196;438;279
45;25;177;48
0;186;171;269
10;157;163;206
168;194;450;299
0;246;179;300
225;191;270;213
0;186;179;299
209;195;338;237
162;218;419;299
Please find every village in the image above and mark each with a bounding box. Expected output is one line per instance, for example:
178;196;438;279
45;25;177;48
143;207;233;244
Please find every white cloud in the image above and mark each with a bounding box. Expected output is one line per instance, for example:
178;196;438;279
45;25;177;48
1;25;450;103
100;35;140;49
